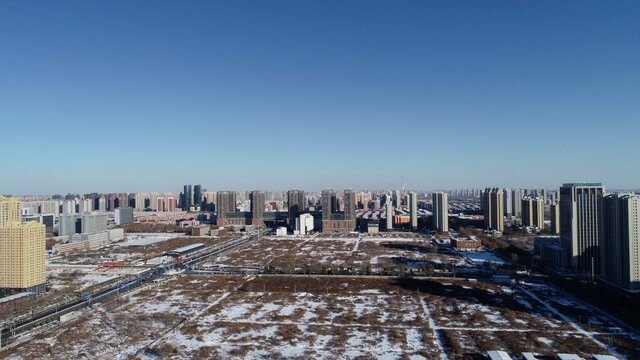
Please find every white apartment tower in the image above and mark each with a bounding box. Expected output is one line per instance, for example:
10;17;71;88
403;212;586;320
432;192;449;233
409;191;418;230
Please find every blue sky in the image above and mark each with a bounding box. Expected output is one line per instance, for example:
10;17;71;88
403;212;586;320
1;1;639;194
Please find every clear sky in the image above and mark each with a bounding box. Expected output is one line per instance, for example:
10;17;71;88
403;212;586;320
1;1;639;194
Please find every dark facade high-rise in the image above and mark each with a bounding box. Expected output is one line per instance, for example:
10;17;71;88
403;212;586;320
216;191;237;220
343;189;356;221
321;189;337;220
601;193;640;290
321;189;355;233
194;185;202;208
287;190;305;219
250;190;265;219
560;183;605;272
482;188;504;232
183;185;193;212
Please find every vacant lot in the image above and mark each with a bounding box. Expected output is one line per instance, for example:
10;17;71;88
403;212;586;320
1;276;636;359
211;234;468;271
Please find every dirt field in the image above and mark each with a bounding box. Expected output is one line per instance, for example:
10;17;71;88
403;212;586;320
3;275;636;359
211;234;468;271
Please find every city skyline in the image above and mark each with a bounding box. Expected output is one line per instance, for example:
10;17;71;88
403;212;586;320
2;2;639;357
6;182;640;198
2;1;640;193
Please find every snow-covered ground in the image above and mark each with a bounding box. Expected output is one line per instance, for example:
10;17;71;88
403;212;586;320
458;250;509;265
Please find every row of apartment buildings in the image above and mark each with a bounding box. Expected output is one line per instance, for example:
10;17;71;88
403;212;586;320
486;184;639;290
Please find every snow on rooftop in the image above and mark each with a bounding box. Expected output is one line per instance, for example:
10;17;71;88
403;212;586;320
170;243;205;253
557;354;584;360
487;350;512;360
592;355;619;360
118;237;171;247
0;291;35;304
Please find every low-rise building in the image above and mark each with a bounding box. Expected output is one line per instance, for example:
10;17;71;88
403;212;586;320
295;213;314;235
534;236;566;269
191;225;210;236
210;227;229;237
367;221;380;234
451;237;482;250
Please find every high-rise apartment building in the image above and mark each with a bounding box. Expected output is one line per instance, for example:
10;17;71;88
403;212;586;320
0;197;46;293
601;194;640;290
409;191;418;230
512;189;525;218
385;200;393;231
560;183;605;272
503;189;513;217
522;196;544;229
98;197;106;213
149;192;160;211
135;193;148;210
79;198;93;213
483;188;504;232
216;191;237;220
250;190;266;220
203;191;216;211
287;190;305;219
321;189;337;220
550;202;560;234
344;189;356;221
0;197;21;227
321;189;355;233
432;191;449;233
167;197;177;212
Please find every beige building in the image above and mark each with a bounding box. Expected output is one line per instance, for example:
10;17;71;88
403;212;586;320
550;202;560;234
135;193;149;210
0;197;46;293
0;196;21;227
522;196;544;229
